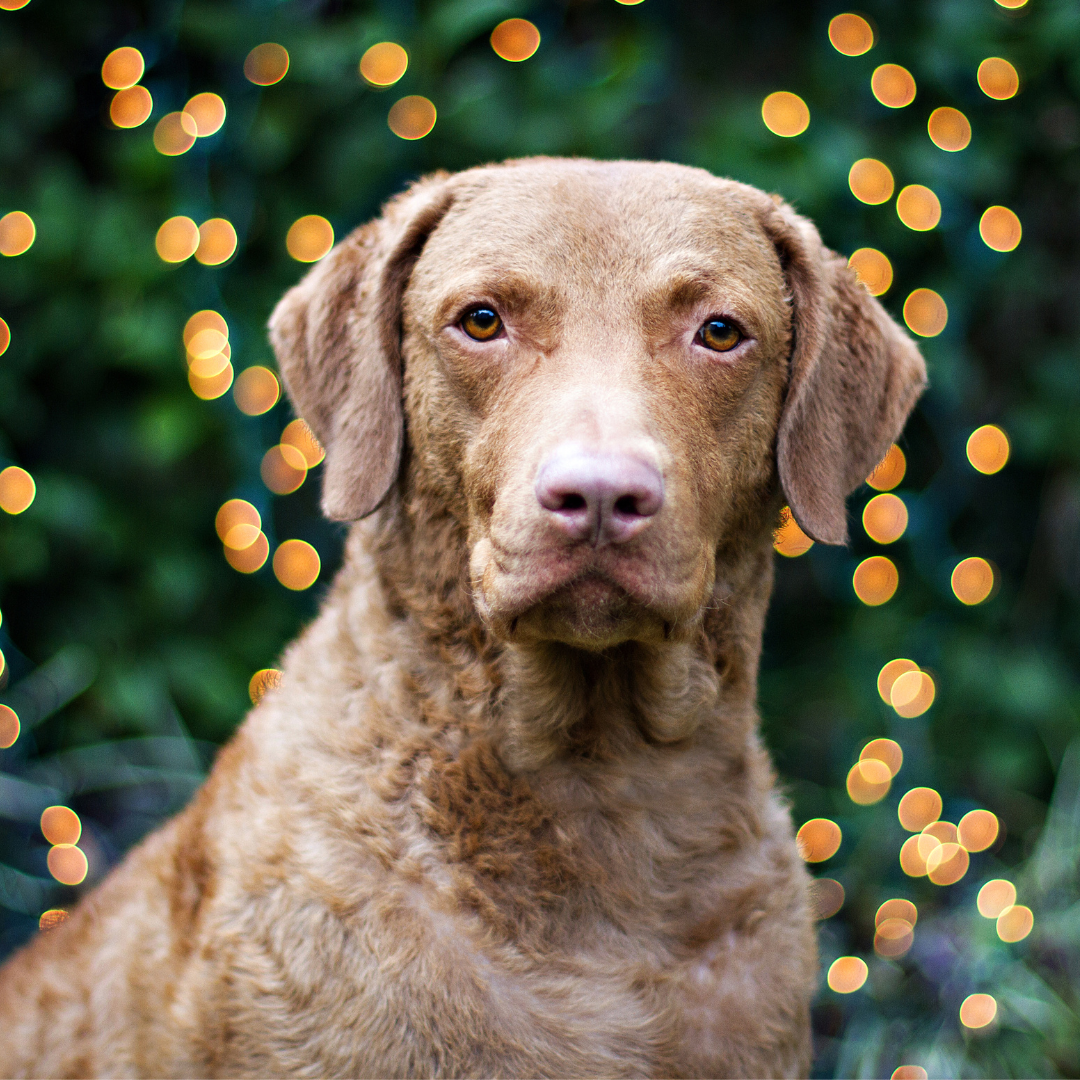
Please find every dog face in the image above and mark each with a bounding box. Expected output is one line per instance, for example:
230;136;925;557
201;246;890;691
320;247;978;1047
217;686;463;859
270;159;925;651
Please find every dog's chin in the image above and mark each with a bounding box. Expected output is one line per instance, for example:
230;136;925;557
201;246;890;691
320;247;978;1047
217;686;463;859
491;574;671;650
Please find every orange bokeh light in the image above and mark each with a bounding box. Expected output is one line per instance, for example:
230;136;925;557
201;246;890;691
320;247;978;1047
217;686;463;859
977;878;1016;919
360;42;408;85
490;19;541;62
281;418;325;467
958;808;999;852
261;443;308;495
184;309;228;348
892;1068;927;1080
195;218;237;265
876;898;917;927
761;91;810;137
896;185;941;231
928;106;971;151
189;361;234;400
773;506;813;557
979;205;1022;252
38;909;69;932
867;445;906;491
0;211;35;256
960;993;997;1029
849;247;893;296
249;668;283;705
810;878;845;920
273;539;321;590
926;841;969;885
155;216;200;263
47;845;88;886
861;738;903;778
286;215;335;262
388;96;436;140
0;316;9;356
890;669;935;717
847;758;891;805
101;46;144;89
898;787;943;832
952;557;995;605
0;465;36;514
225;531;269;573
899;834;929;876
828;14;874;56
848;159;894;205
967;425;1009;474
0;703;19;749
863;493;908;544
153;111;198;156
874;916;913;958
996;903;1033;942
215;499;260;542
183;93;226;137
234;366;280;415
853;555;898;605
878;658;919;703
796;818;842;863
871;64;916;108
978;57;1019;100
245;43;290;86
827;956;868;994
903;288;948;337
109;86;153;128
41;806;81;846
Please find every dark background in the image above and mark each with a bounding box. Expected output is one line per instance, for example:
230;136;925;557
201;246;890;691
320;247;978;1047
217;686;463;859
1;0;1078;1074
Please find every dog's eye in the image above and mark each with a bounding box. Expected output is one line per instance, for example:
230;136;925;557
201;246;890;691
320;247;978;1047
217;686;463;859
698;319;741;352
461;307;502;341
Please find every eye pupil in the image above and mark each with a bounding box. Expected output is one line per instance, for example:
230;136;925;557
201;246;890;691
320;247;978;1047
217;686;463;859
462;307;501;341
700;319;741;352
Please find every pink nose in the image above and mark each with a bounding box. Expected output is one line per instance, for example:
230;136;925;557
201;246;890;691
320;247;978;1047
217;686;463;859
534;448;664;546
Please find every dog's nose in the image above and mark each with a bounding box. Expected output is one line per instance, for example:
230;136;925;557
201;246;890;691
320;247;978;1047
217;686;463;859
534;448;664;546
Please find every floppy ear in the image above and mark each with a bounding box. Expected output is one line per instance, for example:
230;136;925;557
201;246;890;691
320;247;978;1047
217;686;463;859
269;173;455;521
759;198;928;545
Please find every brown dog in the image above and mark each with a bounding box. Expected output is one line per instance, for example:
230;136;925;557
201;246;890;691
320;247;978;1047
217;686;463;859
0;158;925;1078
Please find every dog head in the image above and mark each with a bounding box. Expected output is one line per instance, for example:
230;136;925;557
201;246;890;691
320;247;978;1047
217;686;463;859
270;159;925;651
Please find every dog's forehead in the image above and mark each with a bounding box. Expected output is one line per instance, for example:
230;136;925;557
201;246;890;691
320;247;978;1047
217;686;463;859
422;161;779;289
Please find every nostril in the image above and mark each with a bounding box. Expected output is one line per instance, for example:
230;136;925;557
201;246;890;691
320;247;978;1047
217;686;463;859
559;493;587;512
614;494;641;517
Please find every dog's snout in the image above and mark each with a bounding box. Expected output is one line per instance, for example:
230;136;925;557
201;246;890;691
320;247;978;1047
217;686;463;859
535;449;664;546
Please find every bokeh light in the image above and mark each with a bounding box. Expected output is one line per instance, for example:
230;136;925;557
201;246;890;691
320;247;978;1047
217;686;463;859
828;14;873;55
977;879;1016;918
960;993;998;1029
796;817;842;862
876;898;917;927
249;667;282;705
0;703;19;748
0;211;35;256
847;758;892;804
188;361;234;400
903;288;948;337
281;419;325;467
875;916;914;957
952;557;995;605
234;366;280;415
188;341;230;379
47;845;88;886
40;805;81;846
155;216;200;263
995;0;1028;7
490;19;541;62
871;64;916;108
388;96;436;140
892;1068;927;1080
153;111;198;155
997;903;1033;942
918;820;957;857
261;443;308;495
979;205;1022;251
38;909;68;931
215;498;260;541
863;492;908;544
360;42;408;85
101;46;144;89
827;956;868;994
958;809;999;852
810;878;845;919
867;445;906;491
890;669;935;717
898;787;943;832
848;159;894;205
183;93;226;137
773;505;813;557
900;835;929;876
853;555;898;605
928;106;971;151
109;86;152;128
273;539;321;590
861;738;903;778
849;247;893;295
195;218;237;265
223;523;261;551
927;841;969;885
0;0;31;9
245;43;289;85
896;186;941;231
224;530;268;573
978;57;1019;100
878;658;919;703
0;316;9;355
286;215;334;262
761;91;810;136
967;425;1010;474
0;465;36;514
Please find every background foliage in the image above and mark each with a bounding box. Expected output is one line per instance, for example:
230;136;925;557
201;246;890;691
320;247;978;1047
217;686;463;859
1;0;1079;1075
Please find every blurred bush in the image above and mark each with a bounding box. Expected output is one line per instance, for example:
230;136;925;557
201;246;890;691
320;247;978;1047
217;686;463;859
1;0;1078;1075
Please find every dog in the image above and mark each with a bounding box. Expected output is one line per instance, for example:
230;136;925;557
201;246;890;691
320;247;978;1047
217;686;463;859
0;157;925;1078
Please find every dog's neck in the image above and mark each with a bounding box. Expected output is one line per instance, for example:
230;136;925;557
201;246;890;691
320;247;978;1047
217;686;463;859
357;489;776;773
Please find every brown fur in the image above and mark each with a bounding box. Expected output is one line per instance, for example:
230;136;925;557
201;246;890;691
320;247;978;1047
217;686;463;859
0;158;925;1078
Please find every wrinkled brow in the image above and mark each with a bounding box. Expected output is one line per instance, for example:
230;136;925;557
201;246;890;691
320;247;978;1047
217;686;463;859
434;270;561;328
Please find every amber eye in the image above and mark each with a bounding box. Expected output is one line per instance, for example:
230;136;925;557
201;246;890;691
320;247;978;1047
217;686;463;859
460;307;502;341
698;319;741;352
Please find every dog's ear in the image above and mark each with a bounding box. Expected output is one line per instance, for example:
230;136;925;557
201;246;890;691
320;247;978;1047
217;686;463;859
269;174;455;521
758;197;927;545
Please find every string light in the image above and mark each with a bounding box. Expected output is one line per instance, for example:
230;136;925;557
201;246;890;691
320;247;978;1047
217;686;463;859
388;96;436;139
966;425;1009;473
871;64;916;108
903;288;947;337
796;818;842;862
849;247;893;295
101;47;144;89
109;86;152;128
827;956;868;993
0;465;36;514
927;106;971;151
828;14;874;56
490;19;541;62
773;506;813;557
273;539;321;590
978;57;1019;100
848;159;894;205
761;91;810;136
0;211;35;256
245;43;290;85
286;215;334;262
